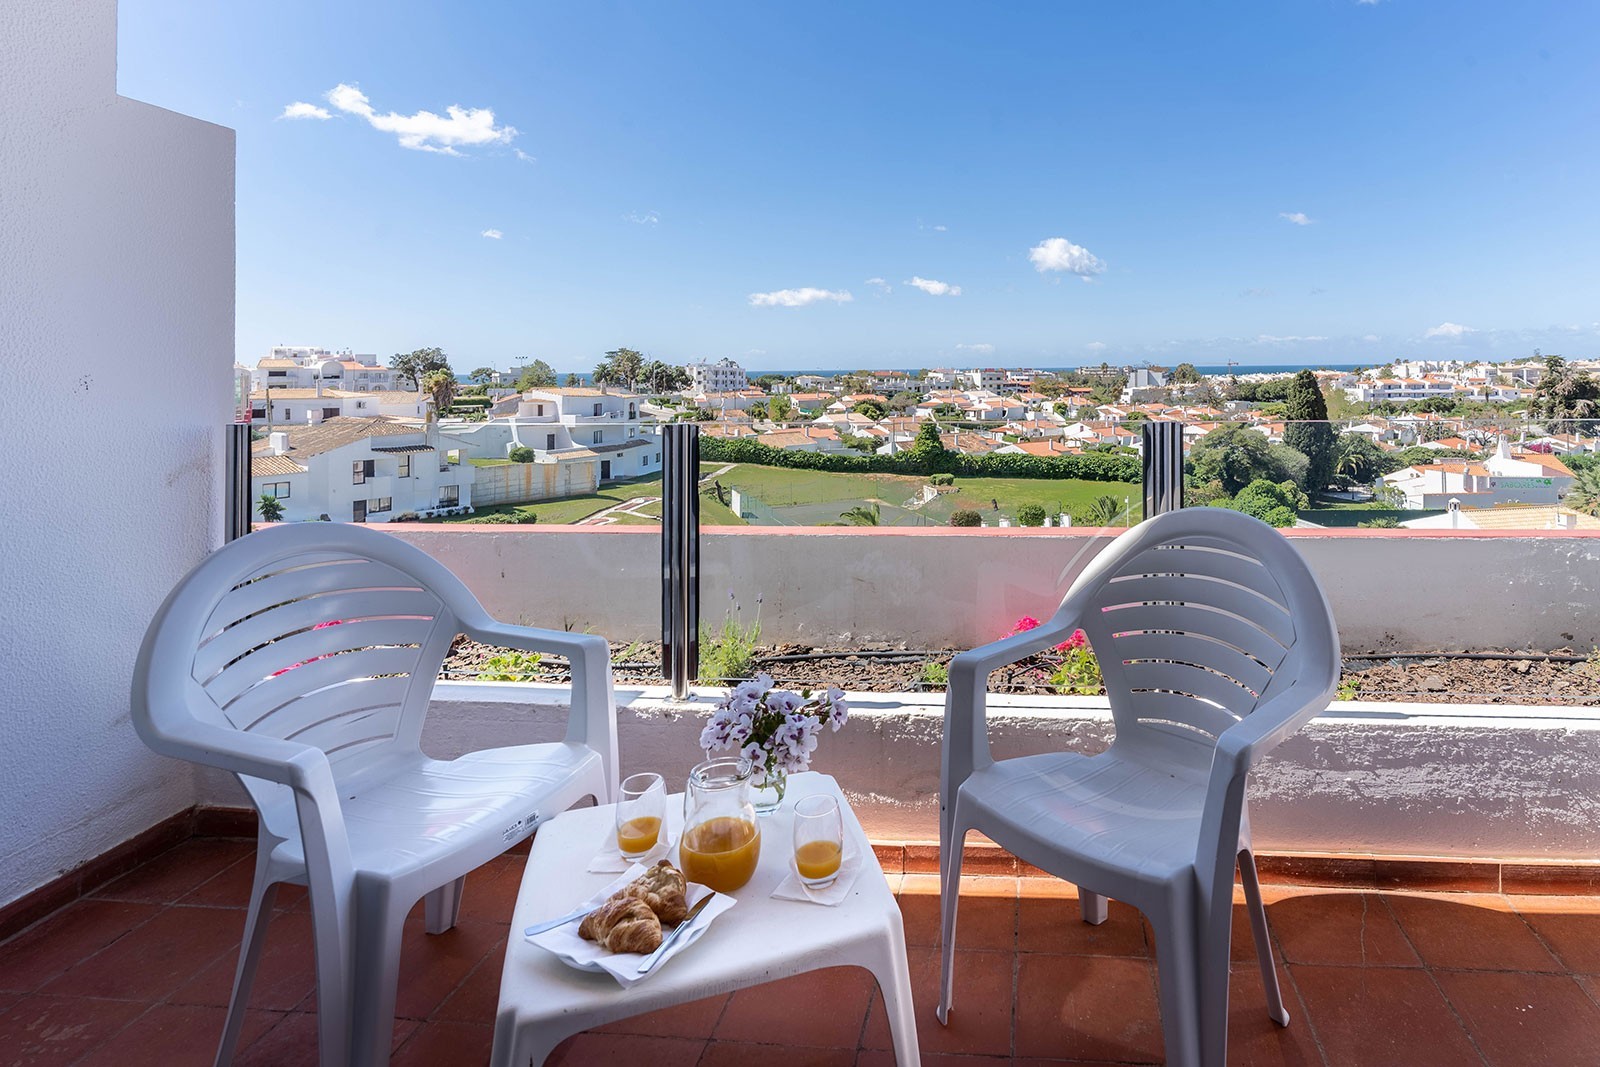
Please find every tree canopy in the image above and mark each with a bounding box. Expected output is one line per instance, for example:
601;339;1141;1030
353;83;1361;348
594;347;647;391
469;366;497;384
1282;370;1336;491
1188;423;1303;493
516;359;558;390
421;368;458;416
390;347;451;391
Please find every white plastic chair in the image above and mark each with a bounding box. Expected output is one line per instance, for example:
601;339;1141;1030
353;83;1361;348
131;522;618;1067
938;508;1340;1067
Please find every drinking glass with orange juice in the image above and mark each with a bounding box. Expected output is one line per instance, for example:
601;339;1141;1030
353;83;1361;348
679;758;761;893
615;773;665;860
792;793;844;888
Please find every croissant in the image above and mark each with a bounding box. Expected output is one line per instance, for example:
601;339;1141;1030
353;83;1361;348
578;897;662;954
613;860;690;924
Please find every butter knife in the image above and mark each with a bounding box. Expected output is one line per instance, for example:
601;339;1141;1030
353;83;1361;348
523;904;593;937
636;894;714;974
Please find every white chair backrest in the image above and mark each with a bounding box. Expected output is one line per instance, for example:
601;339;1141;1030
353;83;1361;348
1069;509;1338;773
139;524;477;836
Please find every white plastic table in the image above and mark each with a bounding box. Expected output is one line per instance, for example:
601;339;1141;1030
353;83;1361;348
490;771;920;1066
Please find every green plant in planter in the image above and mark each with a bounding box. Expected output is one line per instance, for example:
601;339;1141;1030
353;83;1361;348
478;649;544;681
919;661;949;688
1048;636;1103;696
698;594;762;684
257;493;284;523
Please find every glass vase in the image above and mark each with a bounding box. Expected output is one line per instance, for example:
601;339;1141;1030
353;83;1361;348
751;765;787;816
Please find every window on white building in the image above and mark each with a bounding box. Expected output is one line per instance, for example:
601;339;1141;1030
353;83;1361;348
593;430;603;444
439;485;459;507
262;481;290;498
369;497;392;514
397;455;410;478
352;460;373;484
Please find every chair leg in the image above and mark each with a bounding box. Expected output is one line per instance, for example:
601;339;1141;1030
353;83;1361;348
308;875;352;1067
424;875;466;935
1148;887;1204;1067
936;814;967;1025
351;881;410;1067
1080;888;1109;925
214;855;278;1067
1239;848;1289;1026
847;929;923;1066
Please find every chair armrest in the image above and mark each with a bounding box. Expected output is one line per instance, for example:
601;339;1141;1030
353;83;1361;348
139;712;332;795
1211;677;1337;776
462;619;619;804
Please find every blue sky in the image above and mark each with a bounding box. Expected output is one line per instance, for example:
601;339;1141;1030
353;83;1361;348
119;1;1600;373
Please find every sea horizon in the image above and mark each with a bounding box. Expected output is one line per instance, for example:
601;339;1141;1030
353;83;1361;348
476;361;1371;385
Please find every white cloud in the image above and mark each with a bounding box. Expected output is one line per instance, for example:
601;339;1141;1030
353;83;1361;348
1085;341;1108;352
747;287;854;308
906;276;962;297
481;229;503;239
1425;322;1476;338
955;343;994;355
1253;334;1328;344
1362;334;1381;343
1028;237;1105;280
932;224;947;232
514;149;537;164
1279;211;1314;226
1240;287;1271;298
626;211;659;225
864;277;892;294
281;101;332;120
323;83;517;155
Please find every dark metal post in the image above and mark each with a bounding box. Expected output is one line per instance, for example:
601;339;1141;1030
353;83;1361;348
225;422;253;541
1141;420;1185;519
661;424;700;699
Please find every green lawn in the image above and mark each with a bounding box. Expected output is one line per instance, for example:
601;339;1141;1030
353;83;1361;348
422;470;748;526
703;463;1140;526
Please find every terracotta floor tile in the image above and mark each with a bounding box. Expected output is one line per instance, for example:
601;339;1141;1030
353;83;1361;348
700;1042;857;1066
1013;952;1164;1063
1223;965;1324;1067
39;904;242;1001
713;966;874;1048
169;908;318;1012
1508;899;1600;975
431;937;508;1025
233;1011;322;1067
1016;891;1149;958
393;915;504;1019
90;838;254;905
0;899;163;993
1385;893;1561;972
1290;964;1479;1066
545;1031;706;1066
592;993;730;1040
74;1003;282;1067
391;1019;494;1066
456;854;527;925
1267;891;1420;968
173;856;308;912
856;1054;1017;1067
0;994;147;1066
899;886;1017;952
1436;969;1600;1067
862;945;1012;1058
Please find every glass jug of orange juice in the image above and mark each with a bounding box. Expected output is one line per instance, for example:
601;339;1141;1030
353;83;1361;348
679;757;762;893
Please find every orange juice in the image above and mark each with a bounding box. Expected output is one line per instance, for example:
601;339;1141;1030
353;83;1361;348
616;816;661;856
794;839;842;882
680;816;761;892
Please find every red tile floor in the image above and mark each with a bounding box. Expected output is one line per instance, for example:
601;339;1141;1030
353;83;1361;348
3;836;1599;1065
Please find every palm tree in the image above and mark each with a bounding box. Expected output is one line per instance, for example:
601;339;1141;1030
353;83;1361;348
1566;466;1600;517
836;503;881;526
257;493;284;523
1088;495;1121;526
421;368;458;417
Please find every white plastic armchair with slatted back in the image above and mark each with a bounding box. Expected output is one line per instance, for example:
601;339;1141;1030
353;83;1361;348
938;508;1339;1067
132;522;618;1067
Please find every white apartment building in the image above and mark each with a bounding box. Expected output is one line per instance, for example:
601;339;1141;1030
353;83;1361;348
250;417;471;523
252;346;407;393
247;388;431;425
510;387;661;481
1381;440;1576;510
1342;377;1461;404
959;368;1007;391
1120;368;1169;404
685;357;749;395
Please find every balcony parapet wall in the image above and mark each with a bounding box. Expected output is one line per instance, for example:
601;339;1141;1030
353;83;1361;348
385;526;1600;653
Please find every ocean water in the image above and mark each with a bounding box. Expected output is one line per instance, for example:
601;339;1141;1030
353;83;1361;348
467;362;1365;386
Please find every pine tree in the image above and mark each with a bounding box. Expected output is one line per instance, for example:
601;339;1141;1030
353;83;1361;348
1282;370;1335;492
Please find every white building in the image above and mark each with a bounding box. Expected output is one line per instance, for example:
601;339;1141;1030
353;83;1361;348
960;368;1007;391
250;417;472;523
1381;440;1576;510
1120;368;1169;404
685;357;748;395
512;387;661;481
251;346;406;393
247;388;430;425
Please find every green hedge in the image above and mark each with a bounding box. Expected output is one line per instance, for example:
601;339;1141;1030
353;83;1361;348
698;436;1139;482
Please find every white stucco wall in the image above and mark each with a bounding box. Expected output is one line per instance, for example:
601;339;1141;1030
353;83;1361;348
383;526;1600;653
0;1;234;908
192;684;1599;861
